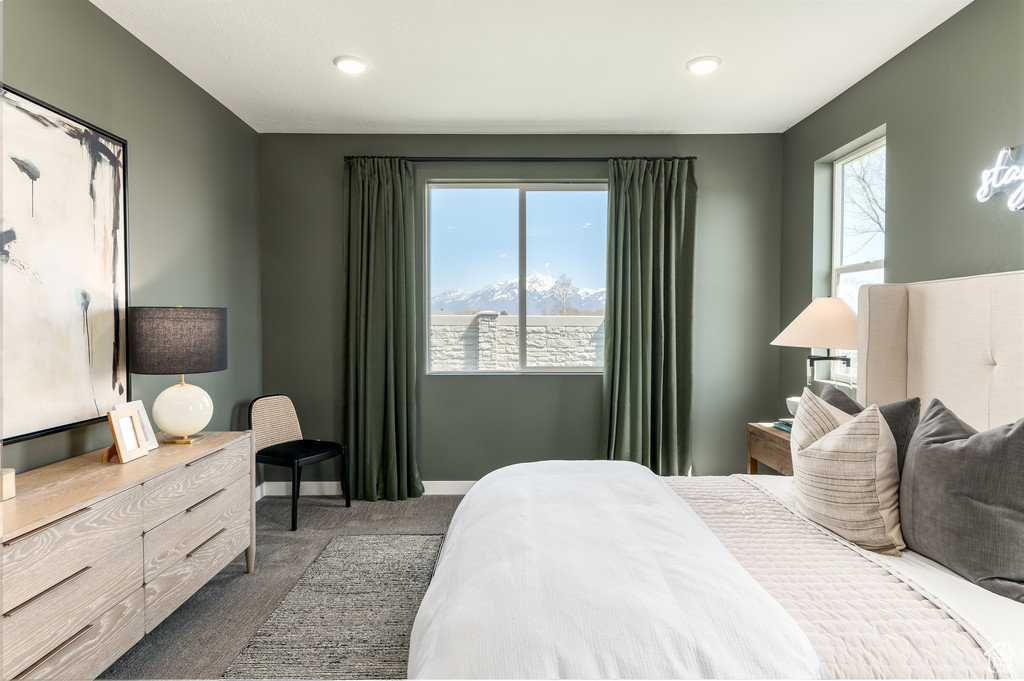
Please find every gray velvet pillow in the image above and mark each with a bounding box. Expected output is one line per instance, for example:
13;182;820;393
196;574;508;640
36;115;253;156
901;399;1024;602
819;385;921;475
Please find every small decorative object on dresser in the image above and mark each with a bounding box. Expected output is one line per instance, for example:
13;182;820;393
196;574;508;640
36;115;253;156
746;422;793;475
105;406;149;463
114;399;159;451
1;467;15;500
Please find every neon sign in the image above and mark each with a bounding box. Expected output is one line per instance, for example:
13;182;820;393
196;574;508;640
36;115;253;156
977;147;1024;211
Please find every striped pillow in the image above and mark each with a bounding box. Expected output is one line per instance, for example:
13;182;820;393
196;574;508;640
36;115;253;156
791;387;904;556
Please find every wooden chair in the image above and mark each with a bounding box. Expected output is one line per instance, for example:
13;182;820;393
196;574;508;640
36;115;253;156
249;394;350;531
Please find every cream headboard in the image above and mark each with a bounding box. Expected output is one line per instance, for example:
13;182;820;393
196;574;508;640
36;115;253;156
857;270;1024;430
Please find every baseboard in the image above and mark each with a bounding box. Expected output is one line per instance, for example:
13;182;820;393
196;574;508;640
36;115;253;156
422;481;476;494
255;480;476;498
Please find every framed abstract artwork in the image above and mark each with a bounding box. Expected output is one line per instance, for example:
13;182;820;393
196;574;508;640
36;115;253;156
2;85;129;443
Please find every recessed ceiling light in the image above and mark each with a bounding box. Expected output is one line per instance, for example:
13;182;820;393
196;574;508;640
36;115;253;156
333;56;367;74
686;56;721;75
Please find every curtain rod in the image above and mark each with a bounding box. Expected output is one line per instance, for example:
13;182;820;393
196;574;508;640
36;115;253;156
344;155;696;163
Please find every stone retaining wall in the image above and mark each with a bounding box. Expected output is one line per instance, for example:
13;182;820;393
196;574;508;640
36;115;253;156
430;313;604;371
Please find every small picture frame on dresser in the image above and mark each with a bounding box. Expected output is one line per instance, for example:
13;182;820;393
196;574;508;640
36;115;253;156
114;399;159;450
105;406;149;463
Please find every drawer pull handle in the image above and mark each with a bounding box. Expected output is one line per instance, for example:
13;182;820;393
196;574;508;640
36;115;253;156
3;507;93;546
13;624;93;680
3;566;93;618
185;449;222;467
187;528;227;558
186;488;226;513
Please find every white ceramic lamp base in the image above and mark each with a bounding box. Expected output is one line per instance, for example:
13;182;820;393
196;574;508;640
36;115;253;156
152;382;214;444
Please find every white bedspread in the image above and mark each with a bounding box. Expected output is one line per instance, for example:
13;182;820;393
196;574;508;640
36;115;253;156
408;460;819;679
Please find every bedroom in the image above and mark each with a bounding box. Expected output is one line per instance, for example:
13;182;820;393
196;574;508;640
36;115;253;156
0;0;1021;679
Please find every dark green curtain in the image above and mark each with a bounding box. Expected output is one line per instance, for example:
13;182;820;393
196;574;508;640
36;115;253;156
600;158;697;475
342;157;424;501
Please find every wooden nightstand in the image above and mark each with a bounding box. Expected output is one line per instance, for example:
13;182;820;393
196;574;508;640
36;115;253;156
746;423;793;475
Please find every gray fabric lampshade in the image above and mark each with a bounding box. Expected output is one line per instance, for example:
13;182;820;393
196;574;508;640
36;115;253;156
128;307;228;375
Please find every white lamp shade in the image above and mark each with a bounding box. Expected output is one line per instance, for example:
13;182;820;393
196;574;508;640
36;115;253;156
771;297;858;350
152;382;214;438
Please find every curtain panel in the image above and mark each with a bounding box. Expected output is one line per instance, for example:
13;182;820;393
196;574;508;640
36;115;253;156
342;157;424;501
601;158;697;475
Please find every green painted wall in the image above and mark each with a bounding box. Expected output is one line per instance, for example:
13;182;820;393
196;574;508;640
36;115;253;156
1;0;262;472
779;0;1024;408
259;134;783;482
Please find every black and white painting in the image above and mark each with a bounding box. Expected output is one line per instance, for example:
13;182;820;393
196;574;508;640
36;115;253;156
2;87;128;442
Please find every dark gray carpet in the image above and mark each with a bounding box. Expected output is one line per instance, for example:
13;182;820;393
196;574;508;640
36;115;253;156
223;534;443;680
100;494;461;680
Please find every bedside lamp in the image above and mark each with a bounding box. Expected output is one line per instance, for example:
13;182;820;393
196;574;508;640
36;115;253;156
771;297;858;386
128;306;227;444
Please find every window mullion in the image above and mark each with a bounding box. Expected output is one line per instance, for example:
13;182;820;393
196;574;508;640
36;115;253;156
518;188;527;371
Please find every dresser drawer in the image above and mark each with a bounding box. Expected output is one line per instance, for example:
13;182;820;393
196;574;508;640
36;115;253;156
144;475;250;581
144;515;249;633
3;537;143;677
2;485;144;611
13;587;145;681
141;438;249;531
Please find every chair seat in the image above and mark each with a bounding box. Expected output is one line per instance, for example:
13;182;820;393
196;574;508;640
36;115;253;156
256;439;343;467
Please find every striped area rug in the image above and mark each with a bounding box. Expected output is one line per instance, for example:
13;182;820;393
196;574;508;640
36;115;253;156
223;534;444;680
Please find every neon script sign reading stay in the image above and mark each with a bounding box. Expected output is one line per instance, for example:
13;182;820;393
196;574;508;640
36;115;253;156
977;147;1024;211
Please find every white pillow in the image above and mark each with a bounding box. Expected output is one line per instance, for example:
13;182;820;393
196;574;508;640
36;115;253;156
791;387;904;555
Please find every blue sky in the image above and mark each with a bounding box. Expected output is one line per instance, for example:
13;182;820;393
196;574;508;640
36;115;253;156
429;187;607;295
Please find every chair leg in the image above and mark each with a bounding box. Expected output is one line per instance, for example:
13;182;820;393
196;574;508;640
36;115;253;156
341;446;351;508
291;464;302;531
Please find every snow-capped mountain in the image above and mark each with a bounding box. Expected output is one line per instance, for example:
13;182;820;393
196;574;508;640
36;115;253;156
432;273;605;315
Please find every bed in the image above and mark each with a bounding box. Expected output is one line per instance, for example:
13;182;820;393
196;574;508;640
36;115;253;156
409;271;1024;679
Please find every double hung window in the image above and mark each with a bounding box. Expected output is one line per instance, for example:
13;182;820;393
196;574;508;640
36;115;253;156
831;138;886;382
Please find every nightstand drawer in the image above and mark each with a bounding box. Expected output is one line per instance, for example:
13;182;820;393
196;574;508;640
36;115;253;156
143;476;250;581
141;438;249;531
2;485;144;612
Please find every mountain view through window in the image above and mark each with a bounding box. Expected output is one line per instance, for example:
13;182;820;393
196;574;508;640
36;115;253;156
429;184;607;371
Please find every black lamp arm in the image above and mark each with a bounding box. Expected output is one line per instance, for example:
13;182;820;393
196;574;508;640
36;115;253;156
807;354;852;368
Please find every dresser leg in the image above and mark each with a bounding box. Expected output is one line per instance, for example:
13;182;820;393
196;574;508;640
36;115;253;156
747;455;757;475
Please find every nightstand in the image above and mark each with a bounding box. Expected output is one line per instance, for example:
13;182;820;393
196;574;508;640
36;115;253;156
746;422;793;475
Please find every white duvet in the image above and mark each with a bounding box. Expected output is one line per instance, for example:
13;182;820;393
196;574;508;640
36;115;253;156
408;460;819;679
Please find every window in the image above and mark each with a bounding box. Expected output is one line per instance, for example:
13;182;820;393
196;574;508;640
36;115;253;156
427;183;607;372
831;137;886;382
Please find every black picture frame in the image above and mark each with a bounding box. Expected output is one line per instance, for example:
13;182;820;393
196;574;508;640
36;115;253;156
1;84;131;444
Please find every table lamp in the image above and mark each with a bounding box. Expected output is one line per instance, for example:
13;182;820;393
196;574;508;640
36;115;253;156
771;297;858;386
128;306;227;444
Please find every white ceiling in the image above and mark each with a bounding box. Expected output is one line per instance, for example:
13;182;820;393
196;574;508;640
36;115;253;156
89;0;972;135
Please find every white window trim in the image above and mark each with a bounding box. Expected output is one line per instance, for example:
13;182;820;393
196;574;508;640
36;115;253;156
829;136;886;384
426;181;607;374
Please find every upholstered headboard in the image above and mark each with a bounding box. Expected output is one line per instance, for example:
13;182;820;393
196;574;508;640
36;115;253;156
857;271;1024;430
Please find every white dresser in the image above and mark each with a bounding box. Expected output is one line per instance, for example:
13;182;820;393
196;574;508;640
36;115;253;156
0;432;255;680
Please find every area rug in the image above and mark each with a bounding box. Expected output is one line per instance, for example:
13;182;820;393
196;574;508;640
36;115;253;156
223;534;444;680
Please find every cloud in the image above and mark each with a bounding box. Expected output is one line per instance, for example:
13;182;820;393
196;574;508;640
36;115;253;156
582;222;592;228
447;225;455;230
500;253;508;258
544;262;551;268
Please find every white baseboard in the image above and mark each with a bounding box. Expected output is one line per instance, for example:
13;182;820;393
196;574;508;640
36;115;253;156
422;481;476;494
255;480;476;498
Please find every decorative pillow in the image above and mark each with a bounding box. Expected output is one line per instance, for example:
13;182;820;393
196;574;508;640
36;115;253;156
791;387;904;556
901;399;1024;601
819;385;921;475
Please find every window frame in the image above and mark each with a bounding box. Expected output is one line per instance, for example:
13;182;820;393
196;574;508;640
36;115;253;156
425;180;608;374
830;136;886;384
